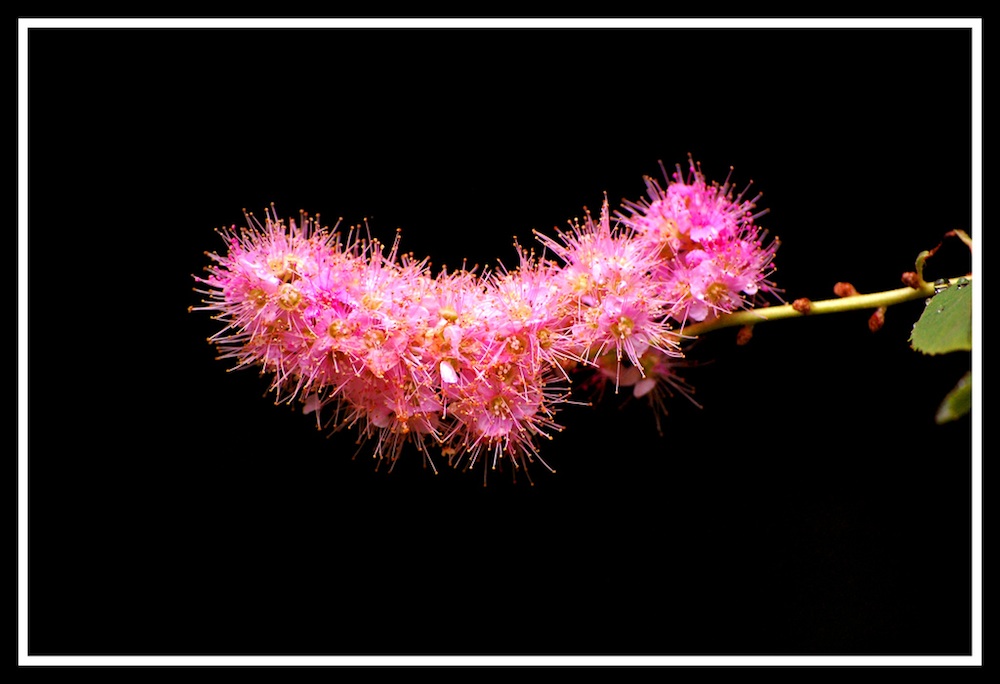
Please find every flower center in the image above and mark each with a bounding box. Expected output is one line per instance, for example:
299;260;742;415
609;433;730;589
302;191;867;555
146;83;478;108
489;395;510;417
705;282;729;303
327;320;350;338
276;283;302;311
246;287;267;308
610;315;635;338
268;255;300;282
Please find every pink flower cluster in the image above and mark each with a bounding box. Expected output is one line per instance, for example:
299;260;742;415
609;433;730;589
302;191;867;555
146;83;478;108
192;159;779;480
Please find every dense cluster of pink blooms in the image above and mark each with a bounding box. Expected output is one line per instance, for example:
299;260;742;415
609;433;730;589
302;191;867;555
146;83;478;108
192;159;780;480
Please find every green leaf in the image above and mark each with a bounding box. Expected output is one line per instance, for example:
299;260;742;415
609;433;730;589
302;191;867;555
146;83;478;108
935;371;972;424
909;280;972;355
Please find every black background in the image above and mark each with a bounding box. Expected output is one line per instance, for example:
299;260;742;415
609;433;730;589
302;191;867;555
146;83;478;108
26;24;975;656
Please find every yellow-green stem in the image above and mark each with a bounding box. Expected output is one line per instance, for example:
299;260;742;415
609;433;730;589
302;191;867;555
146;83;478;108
679;275;972;338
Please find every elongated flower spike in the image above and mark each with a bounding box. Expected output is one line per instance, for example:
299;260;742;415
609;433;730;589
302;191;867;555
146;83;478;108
193;160;784;481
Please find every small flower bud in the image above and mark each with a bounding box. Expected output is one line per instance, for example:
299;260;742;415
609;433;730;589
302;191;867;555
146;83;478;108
834;282;860;298
868;306;886;333
736;325;754;346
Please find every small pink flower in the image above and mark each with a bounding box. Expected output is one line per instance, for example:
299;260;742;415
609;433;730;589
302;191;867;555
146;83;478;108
620;156;765;250
536;197;683;375
193;208;344;399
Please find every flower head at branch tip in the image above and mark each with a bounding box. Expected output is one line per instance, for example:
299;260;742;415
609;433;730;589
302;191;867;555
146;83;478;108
616;156;782;328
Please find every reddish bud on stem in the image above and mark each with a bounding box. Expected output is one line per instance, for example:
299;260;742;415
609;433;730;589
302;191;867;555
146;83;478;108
834;282;860;298
900;271;922;289
868;306;887;333
736;325;754;346
792;298;813;314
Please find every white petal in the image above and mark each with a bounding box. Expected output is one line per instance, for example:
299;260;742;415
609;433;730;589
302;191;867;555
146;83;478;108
440;360;459;384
